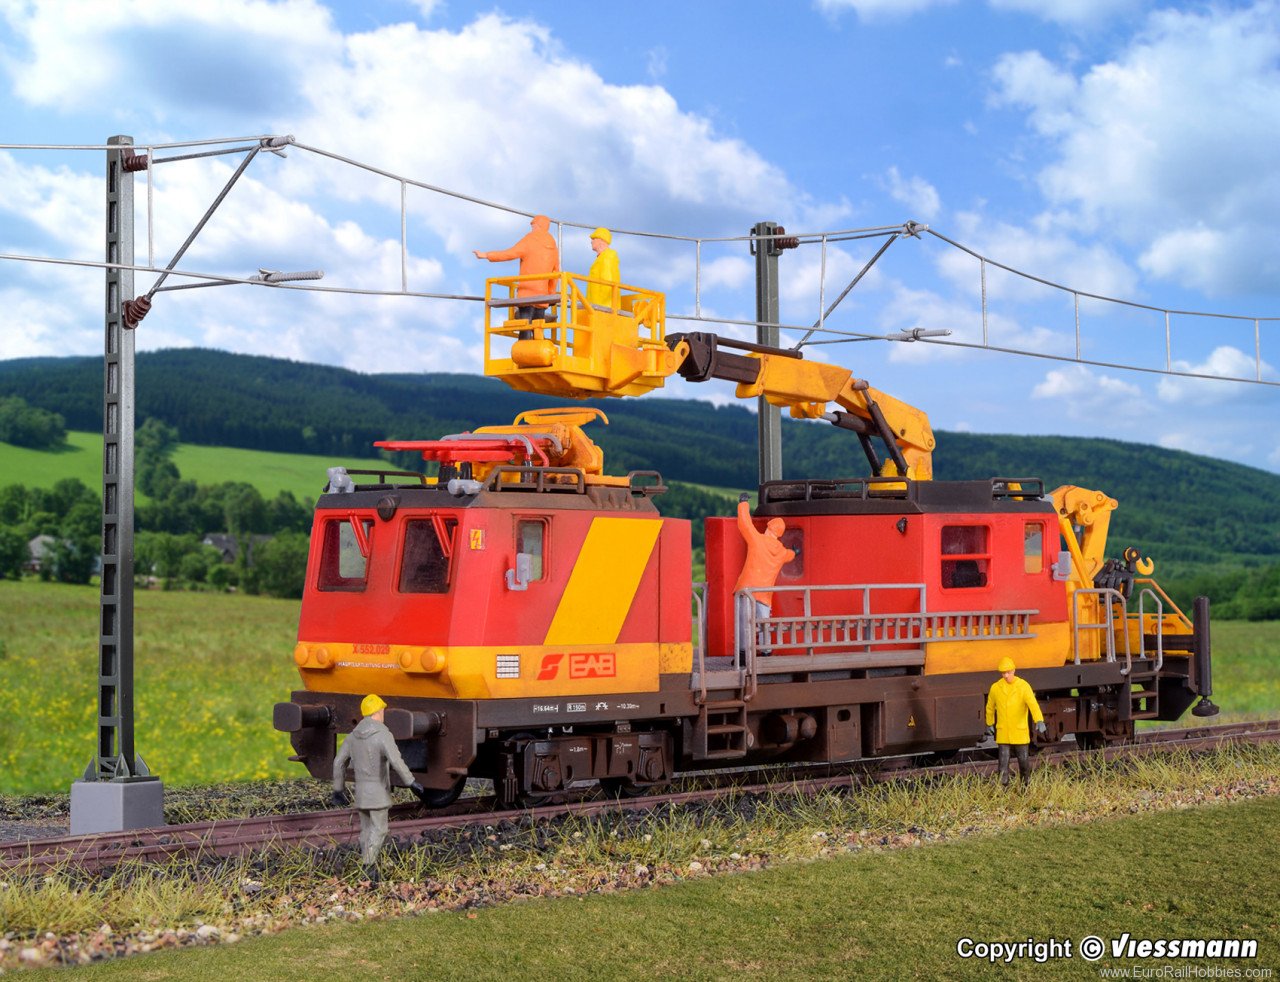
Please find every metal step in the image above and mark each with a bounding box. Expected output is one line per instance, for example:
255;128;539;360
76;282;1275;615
694;698;749;760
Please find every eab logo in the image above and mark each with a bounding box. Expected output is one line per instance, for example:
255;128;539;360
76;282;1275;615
537;652;617;680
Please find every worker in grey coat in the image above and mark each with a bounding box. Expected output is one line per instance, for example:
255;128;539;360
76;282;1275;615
331;693;427;875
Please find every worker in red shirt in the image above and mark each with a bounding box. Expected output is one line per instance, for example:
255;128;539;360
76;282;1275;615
475;215;561;329
734;493;795;656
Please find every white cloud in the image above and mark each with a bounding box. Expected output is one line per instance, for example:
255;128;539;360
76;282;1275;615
1156;346;1273;404
988;0;1144;27
814;0;956;18
0;0;340;117
990;51;1078;134
284;13;813;251
884;167;940;221
0;151;100;259
646;46;668;80
872;281;1070;365
1031;363;1145;420
989;2;1280;295
1154;431;1220;458
1138;226;1230;295
700;256;753;293
937;211;1137;302
0;5;844;372
404;0;441;19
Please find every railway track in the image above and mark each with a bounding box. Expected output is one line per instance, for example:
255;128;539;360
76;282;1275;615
4;719;1277;875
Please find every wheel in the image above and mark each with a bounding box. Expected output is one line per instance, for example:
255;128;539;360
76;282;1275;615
418;775;466;808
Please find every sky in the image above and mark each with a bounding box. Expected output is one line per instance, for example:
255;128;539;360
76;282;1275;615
1;0;1278;473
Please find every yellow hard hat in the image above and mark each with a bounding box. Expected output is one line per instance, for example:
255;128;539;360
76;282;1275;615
997;658;1016;674
591;226;612;244
360;693;387;716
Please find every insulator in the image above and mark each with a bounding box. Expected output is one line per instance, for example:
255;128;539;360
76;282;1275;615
122;296;152;328
120;153;149;173
772;226;800;252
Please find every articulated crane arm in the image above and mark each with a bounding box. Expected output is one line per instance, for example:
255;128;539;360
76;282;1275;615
668;332;936;481
481;274;936;480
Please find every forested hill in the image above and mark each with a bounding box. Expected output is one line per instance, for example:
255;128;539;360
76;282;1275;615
2;348;1278;572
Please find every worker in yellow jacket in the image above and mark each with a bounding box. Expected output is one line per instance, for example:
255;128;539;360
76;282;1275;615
984;657;1046;786
586;226;620;307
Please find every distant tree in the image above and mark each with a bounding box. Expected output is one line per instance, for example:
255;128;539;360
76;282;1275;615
0;396;67;449
178;548;219;586
136;418;180;458
207;482;268;535
254;531;310;599
0;484;31;525
207;562;236;592
137;418;182;499
62;500;100;544
0;527;26;579
37;478;95;519
48;536;94;585
135;531;203;586
265;490;310;534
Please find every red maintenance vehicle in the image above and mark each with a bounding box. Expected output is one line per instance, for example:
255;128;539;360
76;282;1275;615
274;270;1217;805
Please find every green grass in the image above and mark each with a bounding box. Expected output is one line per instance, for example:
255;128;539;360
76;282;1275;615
1;580;1277;795
170;440;377;503
0;580;301;794
0;430;382;503
60;795;1280;980
0;430;105;490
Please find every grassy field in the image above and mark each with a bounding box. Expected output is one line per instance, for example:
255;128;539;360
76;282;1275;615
58;795;1280;980
0;580;1277;796
0;430;381;503
0;581;301;794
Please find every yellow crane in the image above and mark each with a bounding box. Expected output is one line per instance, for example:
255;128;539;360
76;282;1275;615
482;272;936;481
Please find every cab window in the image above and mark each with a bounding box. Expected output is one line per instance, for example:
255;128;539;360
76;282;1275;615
780;528;803;577
399;518;458;593
1024;522;1044;575
517;519;546;581
941;524;989;589
318;518;373;592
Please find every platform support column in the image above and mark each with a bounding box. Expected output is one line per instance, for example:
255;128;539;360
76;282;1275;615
752;221;783;486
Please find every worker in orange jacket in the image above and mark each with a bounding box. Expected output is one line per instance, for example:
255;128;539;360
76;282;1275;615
475;214;561;328
984;657;1046;786
734;494;795;656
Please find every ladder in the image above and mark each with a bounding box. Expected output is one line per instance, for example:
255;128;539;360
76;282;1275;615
1122;670;1160;721
694;698;749;759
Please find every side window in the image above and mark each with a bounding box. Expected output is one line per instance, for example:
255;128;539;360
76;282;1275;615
399;518;458;593
941;524;989;589
517;519;546;581
318;518;373;592
780;528;803;577
1024;523;1044;575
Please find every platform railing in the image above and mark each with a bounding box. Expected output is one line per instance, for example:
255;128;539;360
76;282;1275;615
483;272;667;363
733;583;1038;681
1072;586;1131;675
1132;587;1165;672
